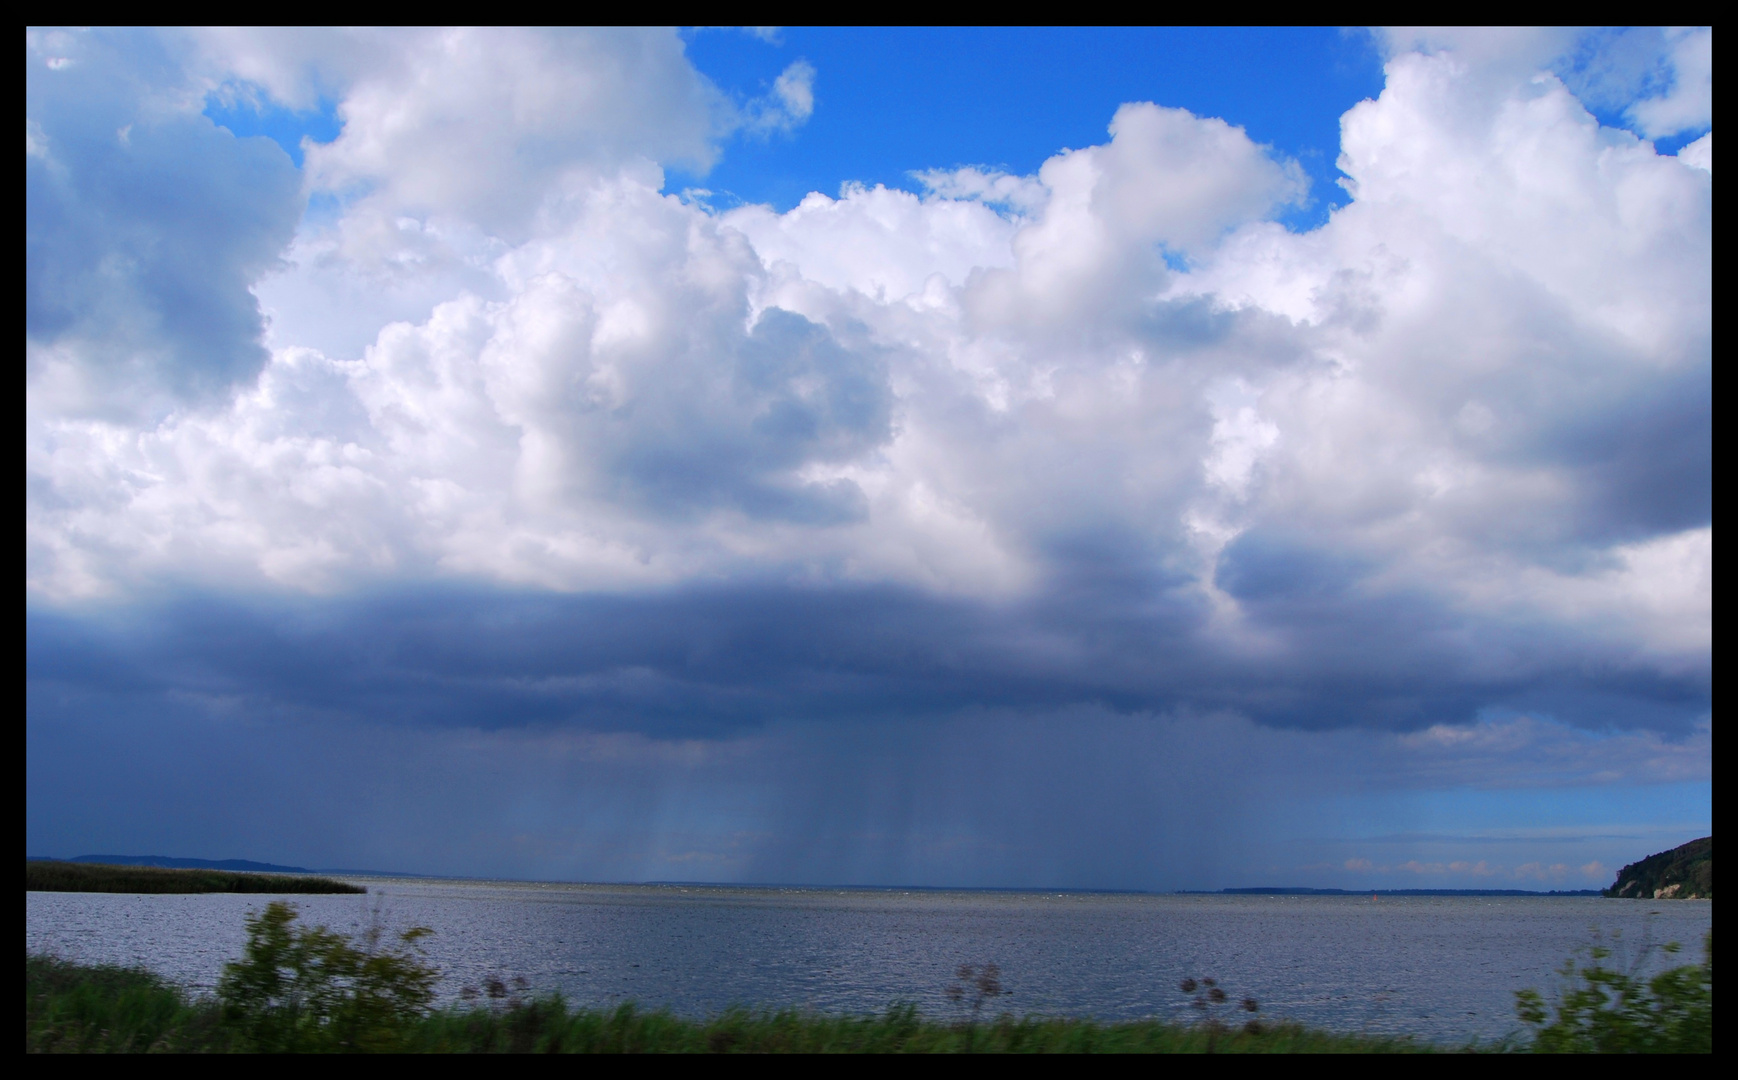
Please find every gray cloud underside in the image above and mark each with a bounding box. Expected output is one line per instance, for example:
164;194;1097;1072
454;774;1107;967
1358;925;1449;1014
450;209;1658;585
27;656;1708;888
27;576;1707;737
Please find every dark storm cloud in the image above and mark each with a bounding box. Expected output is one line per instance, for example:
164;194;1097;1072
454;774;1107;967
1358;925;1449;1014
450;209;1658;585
27;560;1710;742
25;655;1710;887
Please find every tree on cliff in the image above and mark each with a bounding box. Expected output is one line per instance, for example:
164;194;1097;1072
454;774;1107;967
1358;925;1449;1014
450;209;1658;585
1605;837;1712;900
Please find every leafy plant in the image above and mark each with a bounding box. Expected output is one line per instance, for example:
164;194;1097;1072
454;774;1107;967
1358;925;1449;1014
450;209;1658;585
1179;976;1262;1052
458;973;532;1009
217;899;438;1051
1515;930;1712;1053
945;963;1004;1025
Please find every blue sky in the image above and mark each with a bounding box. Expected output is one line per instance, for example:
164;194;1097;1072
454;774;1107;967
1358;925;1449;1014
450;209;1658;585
202;28;1386;223
680;27;1385;229
27;27;1711;888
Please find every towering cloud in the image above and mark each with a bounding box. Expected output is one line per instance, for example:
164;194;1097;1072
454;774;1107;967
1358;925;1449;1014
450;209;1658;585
26;29;304;420
26;28;1710;885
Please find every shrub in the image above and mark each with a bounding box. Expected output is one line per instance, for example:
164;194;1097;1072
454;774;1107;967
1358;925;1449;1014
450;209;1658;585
1515;931;1712;1053
217;900;438;1052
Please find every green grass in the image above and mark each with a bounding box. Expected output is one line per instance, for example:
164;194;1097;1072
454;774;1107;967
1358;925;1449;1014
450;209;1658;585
25;955;243;1053
26;861;365;895
404;1001;1446;1053
24;955;1436;1054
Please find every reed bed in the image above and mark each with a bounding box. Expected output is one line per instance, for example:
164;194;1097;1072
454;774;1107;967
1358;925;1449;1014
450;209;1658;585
26;861;364;895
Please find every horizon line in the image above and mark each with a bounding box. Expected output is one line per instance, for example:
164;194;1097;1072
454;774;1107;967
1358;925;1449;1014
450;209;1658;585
26;855;1608;896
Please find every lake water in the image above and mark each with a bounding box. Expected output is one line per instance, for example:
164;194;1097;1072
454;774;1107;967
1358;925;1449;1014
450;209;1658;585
26;879;1712;1044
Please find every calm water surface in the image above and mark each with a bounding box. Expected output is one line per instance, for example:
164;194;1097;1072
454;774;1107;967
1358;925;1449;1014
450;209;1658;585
26;880;1712;1044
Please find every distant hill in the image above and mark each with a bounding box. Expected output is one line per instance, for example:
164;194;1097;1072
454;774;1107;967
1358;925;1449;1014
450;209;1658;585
1606;837;1712;899
46;854;314;874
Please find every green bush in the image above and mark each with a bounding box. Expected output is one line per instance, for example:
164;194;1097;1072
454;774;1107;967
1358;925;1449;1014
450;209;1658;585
217;900;438;1051
1515;931;1712;1053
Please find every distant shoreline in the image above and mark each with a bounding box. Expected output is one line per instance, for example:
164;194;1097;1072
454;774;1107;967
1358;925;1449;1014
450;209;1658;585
26;861;365;895
25;856;1613;897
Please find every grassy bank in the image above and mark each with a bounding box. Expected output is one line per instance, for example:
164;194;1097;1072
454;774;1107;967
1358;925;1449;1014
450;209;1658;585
23;955;1434;1053
26;861;364;895
26;900;1710;1053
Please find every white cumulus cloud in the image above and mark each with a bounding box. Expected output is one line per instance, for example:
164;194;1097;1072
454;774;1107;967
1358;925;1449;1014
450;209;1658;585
26;28;1710;733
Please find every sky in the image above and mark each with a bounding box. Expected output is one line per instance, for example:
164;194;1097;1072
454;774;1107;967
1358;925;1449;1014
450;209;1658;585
26;27;1711;890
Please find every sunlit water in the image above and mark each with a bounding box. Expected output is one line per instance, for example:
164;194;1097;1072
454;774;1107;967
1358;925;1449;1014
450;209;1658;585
26;880;1712;1044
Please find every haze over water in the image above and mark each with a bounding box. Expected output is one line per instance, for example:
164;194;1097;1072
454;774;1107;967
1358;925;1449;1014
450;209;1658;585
26;880;1712;1044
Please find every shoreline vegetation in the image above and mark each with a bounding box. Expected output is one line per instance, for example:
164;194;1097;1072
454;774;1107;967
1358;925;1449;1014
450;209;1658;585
1605;837;1712;900
24;900;1712;1054
26;861;365;895
16;950;1456;1054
